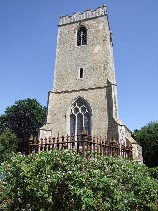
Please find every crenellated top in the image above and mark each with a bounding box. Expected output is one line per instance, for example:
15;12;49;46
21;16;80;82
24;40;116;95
59;5;107;26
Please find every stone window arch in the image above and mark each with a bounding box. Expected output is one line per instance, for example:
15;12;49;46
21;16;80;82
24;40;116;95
77;26;87;46
70;98;91;136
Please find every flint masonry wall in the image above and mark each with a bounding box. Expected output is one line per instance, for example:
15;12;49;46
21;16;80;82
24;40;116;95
40;5;119;137
46;88;108;136
54;17;116;92
39;5;143;163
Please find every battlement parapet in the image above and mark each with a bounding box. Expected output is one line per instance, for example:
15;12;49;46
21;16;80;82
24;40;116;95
59;5;107;26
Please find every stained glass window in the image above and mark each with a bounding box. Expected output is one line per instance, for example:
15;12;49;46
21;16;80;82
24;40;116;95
70;113;76;136
70;98;91;138
84;113;91;135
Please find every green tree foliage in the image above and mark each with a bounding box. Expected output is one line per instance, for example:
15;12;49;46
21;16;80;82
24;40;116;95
134;122;158;168
0;130;18;163
0;114;8;134
149;167;158;181
1;150;158;210
0;98;46;152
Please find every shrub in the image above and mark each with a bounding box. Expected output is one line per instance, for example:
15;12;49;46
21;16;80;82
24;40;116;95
0;130;18;163
1;150;158;210
149;167;158;181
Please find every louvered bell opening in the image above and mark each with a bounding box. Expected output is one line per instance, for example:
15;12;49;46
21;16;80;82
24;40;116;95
81;28;87;45
77;29;81;46
77;27;87;46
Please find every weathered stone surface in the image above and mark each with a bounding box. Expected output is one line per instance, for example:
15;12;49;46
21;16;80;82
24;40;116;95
39;5;143;162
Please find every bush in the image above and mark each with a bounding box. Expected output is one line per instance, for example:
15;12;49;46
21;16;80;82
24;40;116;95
0;130;18;163
1;150;158;210
149;167;158;181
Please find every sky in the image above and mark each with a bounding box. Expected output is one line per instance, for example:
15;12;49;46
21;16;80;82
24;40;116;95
0;0;158;132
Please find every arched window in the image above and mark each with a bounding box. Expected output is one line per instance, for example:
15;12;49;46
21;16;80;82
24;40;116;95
77;26;87;46
70;98;91;136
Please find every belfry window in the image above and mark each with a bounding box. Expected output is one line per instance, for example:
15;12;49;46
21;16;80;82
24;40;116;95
70;98;91;137
77;26;87;46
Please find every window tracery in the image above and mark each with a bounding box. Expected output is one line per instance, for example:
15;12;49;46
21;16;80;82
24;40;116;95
70;98;91;137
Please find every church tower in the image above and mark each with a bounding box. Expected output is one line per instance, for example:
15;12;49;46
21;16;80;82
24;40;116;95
40;5;142;161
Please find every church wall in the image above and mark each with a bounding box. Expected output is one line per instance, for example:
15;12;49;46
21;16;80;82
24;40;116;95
46;87;109;137
38;5;143;162
53;15;116;93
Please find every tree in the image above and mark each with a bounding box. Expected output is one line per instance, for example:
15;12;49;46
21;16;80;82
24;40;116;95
0;130;18;163
0;98;46;152
134;121;158;168
1;150;158;210
0;114;7;134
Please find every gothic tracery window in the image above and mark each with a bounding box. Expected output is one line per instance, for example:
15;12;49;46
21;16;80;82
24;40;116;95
77;26;87;46
70;98;91;137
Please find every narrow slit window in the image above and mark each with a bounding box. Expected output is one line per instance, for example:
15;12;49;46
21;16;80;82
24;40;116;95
77;26;87;46
80;68;83;78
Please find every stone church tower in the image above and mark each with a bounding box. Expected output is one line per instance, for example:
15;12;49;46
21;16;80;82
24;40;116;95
40;5;142;161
